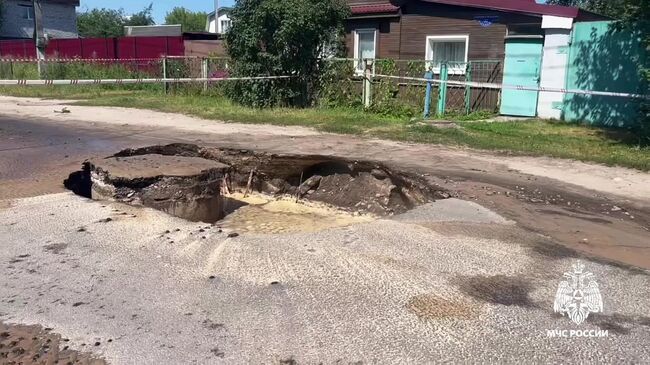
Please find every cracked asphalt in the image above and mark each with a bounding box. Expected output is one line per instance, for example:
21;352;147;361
0;97;649;364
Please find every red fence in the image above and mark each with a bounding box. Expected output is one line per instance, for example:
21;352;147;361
0;37;184;59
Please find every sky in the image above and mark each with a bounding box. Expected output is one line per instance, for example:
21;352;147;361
78;1;236;23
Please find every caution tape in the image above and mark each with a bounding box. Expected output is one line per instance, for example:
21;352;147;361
0;56;227;63
0;58;163;63
0;75;293;86
374;74;650;100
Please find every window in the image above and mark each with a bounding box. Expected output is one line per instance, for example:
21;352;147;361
353;29;376;73
19;5;34;20
425;35;469;75
507;24;544;37
220;20;231;33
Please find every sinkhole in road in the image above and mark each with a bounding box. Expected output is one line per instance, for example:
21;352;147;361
64;143;449;234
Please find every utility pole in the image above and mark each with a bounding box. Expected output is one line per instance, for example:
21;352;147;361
214;0;219;33
32;0;48;78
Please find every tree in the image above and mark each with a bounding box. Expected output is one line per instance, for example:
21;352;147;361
77;8;126;38
617;0;650;141
77;4;155;38
224;0;349;107
125;3;155;27
165;7;208;32
546;0;626;18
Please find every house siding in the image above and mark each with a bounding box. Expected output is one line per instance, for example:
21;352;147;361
345;17;401;59
345;1;541;61
344;1;544;112
1;0;78;40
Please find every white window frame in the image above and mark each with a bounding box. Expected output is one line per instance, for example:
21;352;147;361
353;28;377;74
220;20;231;33
424;35;470;75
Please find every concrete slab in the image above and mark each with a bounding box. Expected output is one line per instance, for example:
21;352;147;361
90;154;228;180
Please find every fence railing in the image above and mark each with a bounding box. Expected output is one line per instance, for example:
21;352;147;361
319;58;503;117
0;56;503;118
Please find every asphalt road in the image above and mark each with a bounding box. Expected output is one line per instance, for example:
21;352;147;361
1;107;649;364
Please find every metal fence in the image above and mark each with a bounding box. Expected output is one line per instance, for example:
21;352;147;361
0;56;502;117
319;58;502;117
0;56;233;94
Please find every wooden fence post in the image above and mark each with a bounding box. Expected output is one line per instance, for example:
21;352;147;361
423;69;434;118
202;57;208;92
363;59;373;108
464;62;472;115
162;56;168;94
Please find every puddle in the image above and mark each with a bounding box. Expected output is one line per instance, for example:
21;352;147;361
220;193;374;234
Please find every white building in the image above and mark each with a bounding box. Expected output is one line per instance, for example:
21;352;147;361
206;7;232;34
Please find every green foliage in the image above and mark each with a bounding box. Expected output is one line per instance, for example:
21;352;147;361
546;0;626;17
615;0;650;142
371;59;418;117
77;4;155;38
164;7;208;32
77;8;125;37
125;3;155;27
318;59;360;108
224;0;349;107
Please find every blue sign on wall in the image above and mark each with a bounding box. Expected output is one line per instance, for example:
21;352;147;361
474;16;499;27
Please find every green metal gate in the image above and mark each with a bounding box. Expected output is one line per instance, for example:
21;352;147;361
500;38;544;117
563;21;647;127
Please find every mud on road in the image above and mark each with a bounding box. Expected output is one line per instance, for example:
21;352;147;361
0;321;106;364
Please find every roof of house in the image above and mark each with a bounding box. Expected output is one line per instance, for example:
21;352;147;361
350;0;604;19
350;4;400;15
206;7;233;20
45;0;81;5
420;0;579;18
124;25;182;37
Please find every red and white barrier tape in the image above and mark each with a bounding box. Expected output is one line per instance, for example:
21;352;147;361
0;75;292;86
0;56;227;62
0;58;164;62
374;74;650;100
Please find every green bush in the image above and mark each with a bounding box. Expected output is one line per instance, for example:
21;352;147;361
224;0;349;107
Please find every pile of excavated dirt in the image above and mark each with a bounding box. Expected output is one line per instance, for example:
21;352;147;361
66;143;449;223
0;322;106;364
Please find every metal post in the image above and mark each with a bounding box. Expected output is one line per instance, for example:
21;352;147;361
437;63;448;117
464;62;472;115
215;0;219;33
423;69;434;119
33;0;47;79
202;57;208;92
363;59;373;108
162;56;168;94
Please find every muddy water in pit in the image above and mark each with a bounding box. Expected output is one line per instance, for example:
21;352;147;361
220;193;375;234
